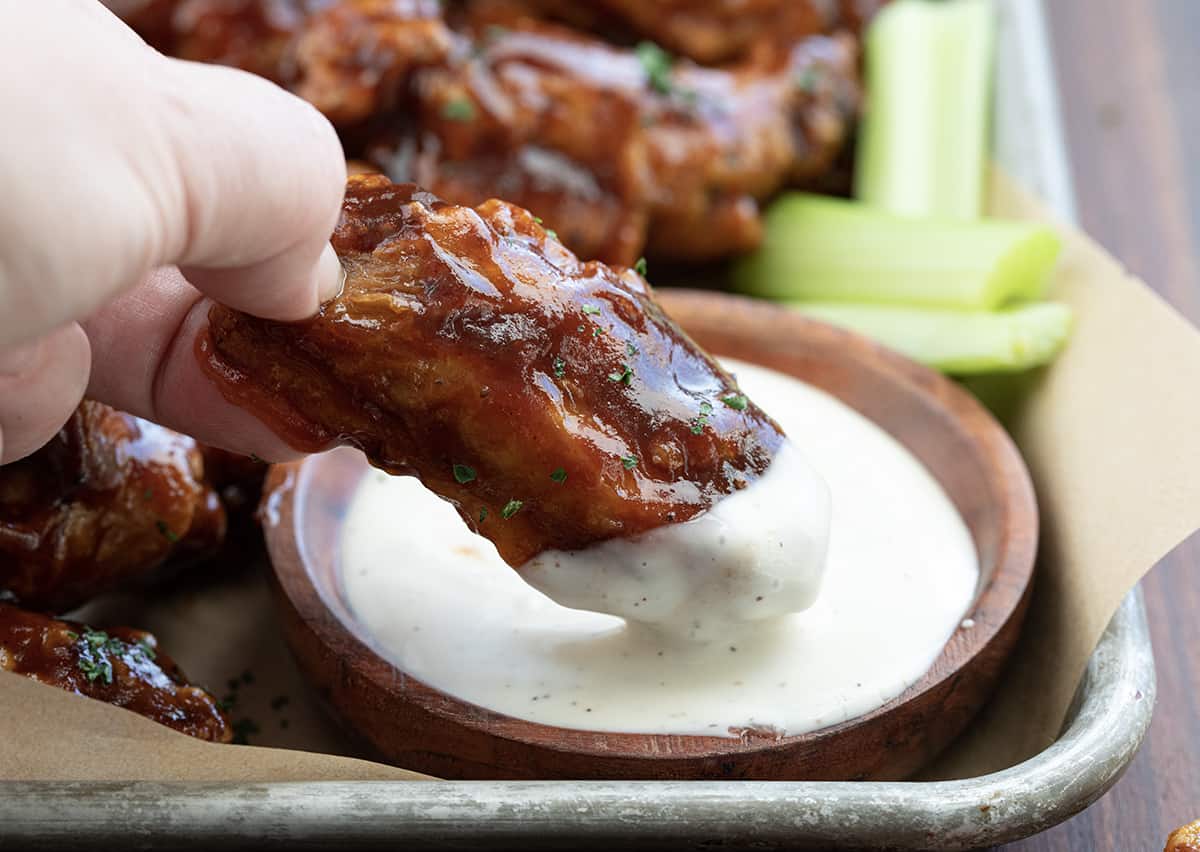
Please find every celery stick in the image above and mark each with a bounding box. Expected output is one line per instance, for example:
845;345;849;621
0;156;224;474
794;302;1073;374
855;0;996;219
732;194;1061;310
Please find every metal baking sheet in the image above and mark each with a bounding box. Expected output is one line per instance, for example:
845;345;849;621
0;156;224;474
0;0;1156;848
0;591;1154;851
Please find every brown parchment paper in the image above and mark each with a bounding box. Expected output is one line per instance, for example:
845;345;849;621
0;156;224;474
1;170;1198;782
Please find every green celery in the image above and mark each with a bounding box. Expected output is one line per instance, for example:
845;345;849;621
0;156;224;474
732;193;1061;310
855;0;996;219
794;302;1073;374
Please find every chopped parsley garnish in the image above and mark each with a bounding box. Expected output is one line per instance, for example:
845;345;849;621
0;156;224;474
478;507;488;523
545;228;559;241
155;519;179;543
453;464;477;484
501;499;524;519
142;488;153;502
795;65;821;93
634;257;648;277
625;341;639;357
582;304;602;315
608;363;634;385
533;215;544;224
82;629;109;650
78;656;113;685
636;41;674;95
249;453;264;464
621;455;638;470
75;629;122;685
691;401;714;434
441;96;476;122
553;356;566;378
721;393;749;411
550;467;567;483
136;638;156;661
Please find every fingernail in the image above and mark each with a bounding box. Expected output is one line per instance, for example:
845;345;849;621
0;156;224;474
0;338;41;377
316;242;346;304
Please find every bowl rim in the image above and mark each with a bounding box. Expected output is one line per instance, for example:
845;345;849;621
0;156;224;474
262;289;1038;770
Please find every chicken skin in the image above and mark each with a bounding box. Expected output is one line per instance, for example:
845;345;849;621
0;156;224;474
0;602;231;742
0;401;226;612
201;175;785;566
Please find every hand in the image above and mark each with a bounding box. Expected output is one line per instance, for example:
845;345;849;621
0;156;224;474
0;0;346;463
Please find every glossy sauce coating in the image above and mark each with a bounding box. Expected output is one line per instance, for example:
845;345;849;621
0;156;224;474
202;175;785;566
0;602;231;742
0;402;226;612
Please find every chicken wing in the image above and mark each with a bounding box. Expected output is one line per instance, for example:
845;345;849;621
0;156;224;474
1168;821;1200;852
200;174;785;566
0;401;226;612
0;602;231;742
109;0;331;85
486;0;836;64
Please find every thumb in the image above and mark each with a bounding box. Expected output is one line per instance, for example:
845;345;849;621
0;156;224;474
156;57;348;319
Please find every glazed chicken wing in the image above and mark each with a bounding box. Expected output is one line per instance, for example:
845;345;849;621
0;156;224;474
201;175;784;566
1168;821;1200;852
0;602;231;742
109;0;331;85
0;401;226;612
499;0;887;64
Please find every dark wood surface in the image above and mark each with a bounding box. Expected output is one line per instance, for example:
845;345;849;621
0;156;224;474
995;1;1200;849
264;293;1039;782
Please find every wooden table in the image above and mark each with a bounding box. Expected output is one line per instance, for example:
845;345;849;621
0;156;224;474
997;1;1200;848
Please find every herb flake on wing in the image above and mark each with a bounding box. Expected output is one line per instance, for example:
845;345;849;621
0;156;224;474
453;464;477;484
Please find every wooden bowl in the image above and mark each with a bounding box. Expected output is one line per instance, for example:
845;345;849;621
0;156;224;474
262;290;1038;781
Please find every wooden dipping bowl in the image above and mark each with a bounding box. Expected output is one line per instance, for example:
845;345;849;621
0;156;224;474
262;290;1038;781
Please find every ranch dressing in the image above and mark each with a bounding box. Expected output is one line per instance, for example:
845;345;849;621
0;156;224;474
341;360;979;737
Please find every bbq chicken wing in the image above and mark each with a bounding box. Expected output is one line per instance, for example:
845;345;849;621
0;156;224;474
1168;821;1200;852
0;401;226;612
201;175;784;566
110;0;331;85
0;602;231;742
501;0;887;64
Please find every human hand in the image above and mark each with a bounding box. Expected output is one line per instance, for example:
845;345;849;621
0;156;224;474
0;0;346;462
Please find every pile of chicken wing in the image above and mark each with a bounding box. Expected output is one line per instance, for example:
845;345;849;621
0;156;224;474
110;0;875;265
0;401;267;741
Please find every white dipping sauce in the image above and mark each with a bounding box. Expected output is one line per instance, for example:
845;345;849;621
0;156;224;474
341;360;980;737
521;440;831;643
